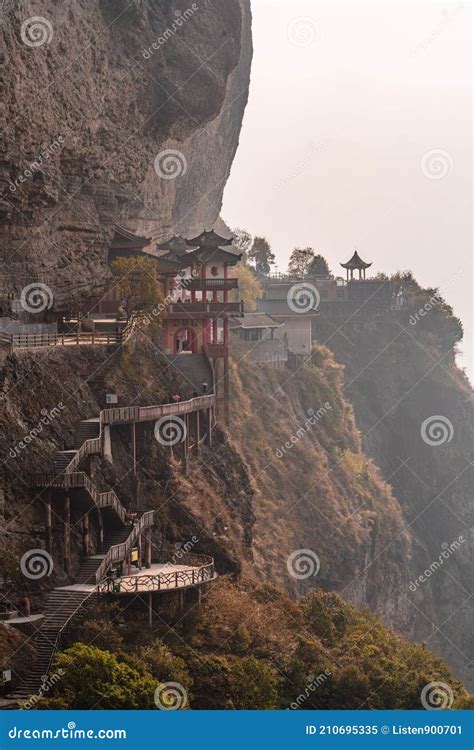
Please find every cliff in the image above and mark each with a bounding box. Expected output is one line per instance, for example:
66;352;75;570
0;0;252;310
313;283;473;689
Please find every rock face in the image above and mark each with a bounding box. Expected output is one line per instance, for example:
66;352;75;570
0;0;252;309
313;304;474;690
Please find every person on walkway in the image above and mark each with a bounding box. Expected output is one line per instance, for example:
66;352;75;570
201;379;208;394
192;388;199;398
20;592;31;618
172;393;181;403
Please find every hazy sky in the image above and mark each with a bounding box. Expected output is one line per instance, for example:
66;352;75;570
222;0;472;376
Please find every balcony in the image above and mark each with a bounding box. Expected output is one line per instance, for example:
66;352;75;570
183;278;238;292
165;301;244;320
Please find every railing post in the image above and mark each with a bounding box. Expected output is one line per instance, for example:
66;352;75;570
63;495;71;574
44;490;52;555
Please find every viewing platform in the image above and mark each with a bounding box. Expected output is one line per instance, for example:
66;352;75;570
97;554;216;595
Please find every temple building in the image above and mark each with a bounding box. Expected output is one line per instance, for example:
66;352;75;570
84;226;243;421
230;312;287;368
340;249;372;281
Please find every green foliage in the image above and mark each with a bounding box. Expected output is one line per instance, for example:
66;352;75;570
308;253;331;278
111;256;165;329
40;643;157;709
248;237;275;275
230;265;262;311
232;227;253;264
288;247;315;276
227;656;279;709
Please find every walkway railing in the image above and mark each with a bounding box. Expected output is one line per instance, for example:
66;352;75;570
97;551;215;593
4;319;135;352
35;471;129;525
95;511;155;583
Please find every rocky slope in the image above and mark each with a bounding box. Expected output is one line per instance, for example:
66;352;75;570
313;287;473;689
0;0;252;309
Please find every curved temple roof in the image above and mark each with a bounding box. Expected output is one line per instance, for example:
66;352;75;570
340;250;372;270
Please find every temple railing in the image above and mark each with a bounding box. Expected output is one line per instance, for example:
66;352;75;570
184;278;238;292
97;551;215;594
166;301;243;319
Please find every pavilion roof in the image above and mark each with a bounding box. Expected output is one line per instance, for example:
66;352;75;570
230;313;283;330
340;250;372;270
112;225;152;250
155;256;188;275
157;235;196;255
185;229;233;249
184;246;242;267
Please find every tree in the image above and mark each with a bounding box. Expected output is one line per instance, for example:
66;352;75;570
40;643;158;709
229;265;262;311
308;254;331;278
110;256;165;329
288;247;315;277
248;237;275;276
232;227;253;265
228;656;279;709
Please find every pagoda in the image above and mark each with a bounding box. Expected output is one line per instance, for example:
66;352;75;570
159;229;242;422
340;250;372;281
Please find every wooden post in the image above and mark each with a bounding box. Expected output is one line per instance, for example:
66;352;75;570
137;533;142;569
82;512;90;556
224;352;230;426
196;409;200;456
63;496;71;574
145;529;152;568
131;422;136;476
44;491;52;555
207;408;213;447
97;508;104;554
183;413;189;473
148;592;153;627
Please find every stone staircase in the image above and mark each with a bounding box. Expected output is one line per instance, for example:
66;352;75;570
167;353;213;394
9;588;95;701
9;524;136;702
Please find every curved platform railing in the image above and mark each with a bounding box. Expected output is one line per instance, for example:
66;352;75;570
97;551;215;594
